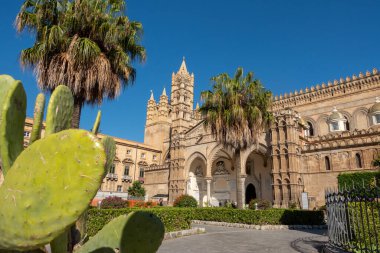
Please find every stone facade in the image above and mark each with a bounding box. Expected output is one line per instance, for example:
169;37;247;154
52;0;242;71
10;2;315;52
2;60;379;209
144;60;380;209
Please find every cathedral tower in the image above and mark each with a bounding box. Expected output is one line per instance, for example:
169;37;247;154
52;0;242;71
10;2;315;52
170;57;195;134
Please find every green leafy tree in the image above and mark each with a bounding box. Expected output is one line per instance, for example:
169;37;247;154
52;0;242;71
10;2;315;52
128;181;146;198
16;0;146;128
199;67;272;208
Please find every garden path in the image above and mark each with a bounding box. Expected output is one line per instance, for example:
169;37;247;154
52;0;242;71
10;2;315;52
158;224;328;253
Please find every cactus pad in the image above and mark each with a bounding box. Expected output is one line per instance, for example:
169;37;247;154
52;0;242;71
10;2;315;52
45;85;74;136
76;212;165;253
0;130;106;250
0;75;26;176
29;93;45;144
92;110;101;135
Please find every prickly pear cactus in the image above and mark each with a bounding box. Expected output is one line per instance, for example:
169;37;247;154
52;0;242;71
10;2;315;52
102;136;116;175
29;93;45;144
76;212;165;253
92;110;101;135
45;85;74;136
0;129;106;251
0;75;26;176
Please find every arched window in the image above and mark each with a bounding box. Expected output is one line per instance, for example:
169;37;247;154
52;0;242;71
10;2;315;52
325;156;331;171
307;122;314;136
355;153;362;168
344;116;350;131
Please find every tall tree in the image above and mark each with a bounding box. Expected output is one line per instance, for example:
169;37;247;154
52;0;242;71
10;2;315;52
16;0;146;128
199;67;272;207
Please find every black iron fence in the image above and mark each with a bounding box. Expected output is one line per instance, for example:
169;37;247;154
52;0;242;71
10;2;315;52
325;186;380;253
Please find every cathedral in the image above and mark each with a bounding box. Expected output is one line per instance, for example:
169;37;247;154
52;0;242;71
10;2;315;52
11;59;380;209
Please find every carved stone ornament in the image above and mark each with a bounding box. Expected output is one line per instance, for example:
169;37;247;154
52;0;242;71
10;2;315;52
194;166;203;176
213;161;230;175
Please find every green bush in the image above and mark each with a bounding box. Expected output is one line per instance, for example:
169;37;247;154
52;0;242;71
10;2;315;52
173;194;198;207
100;196;128;209
87;207;325;236
338;171;380;189
248;199;271;210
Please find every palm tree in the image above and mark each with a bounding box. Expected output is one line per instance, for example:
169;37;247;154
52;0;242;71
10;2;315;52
199;67;272;207
16;0;146;128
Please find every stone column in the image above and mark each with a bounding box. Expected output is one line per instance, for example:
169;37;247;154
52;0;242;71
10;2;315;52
237;175;246;209
206;179;211;205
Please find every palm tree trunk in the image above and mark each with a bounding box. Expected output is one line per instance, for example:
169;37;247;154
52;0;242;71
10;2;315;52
71;98;82;129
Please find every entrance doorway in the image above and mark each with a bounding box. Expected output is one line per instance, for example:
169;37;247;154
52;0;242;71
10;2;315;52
245;183;256;204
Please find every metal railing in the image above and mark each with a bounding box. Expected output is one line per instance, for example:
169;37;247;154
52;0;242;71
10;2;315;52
105;173;118;181
121;175;132;182
325;186;380;252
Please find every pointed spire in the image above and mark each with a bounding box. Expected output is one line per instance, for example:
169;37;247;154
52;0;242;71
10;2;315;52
196;102;200;110
178;56;188;74
162;87;167;96
149;90;155;101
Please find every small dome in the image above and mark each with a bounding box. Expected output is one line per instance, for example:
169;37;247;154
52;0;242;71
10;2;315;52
328;107;344;121
369;97;380;113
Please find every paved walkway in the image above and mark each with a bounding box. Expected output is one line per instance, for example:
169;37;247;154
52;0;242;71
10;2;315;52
158;225;328;253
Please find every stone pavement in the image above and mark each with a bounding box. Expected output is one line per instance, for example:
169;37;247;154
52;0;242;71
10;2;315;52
158;225;328;253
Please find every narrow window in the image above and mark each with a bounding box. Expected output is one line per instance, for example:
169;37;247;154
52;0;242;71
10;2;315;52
124;165;130;175
110;164;115;174
344;116;350;131
355;153;362;168
139;168;144;178
117;185;122;192
325;156;331;171
307;122;314;136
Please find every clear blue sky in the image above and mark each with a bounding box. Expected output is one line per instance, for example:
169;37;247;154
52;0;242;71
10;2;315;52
0;1;379;142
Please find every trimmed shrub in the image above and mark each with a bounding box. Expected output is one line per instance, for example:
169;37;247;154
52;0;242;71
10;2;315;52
100;196;128;209
87;207;325;236
248;199;271;210
338;171;380;189
173;194;198;207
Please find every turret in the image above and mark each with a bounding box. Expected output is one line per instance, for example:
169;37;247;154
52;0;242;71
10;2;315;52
146;90;157;126
144;89;171;152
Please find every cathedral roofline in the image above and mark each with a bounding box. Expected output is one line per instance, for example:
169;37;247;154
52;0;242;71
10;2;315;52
272;68;379;110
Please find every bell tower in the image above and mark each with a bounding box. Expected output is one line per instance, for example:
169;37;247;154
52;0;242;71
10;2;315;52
170;57;195;134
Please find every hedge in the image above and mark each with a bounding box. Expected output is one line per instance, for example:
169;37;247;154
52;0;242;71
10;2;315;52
87;207;324;237
338;171;380;189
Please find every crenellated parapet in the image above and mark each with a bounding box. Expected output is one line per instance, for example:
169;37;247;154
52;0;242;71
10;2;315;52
303;127;380;153
272;68;380;111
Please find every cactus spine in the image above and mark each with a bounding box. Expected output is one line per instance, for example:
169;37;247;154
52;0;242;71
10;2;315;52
45;85;74;136
29;93;45;144
0;75;26;176
92;110;101;135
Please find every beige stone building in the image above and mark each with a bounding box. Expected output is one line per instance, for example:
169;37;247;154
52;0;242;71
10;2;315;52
2;59;379;209
143;60;380;209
